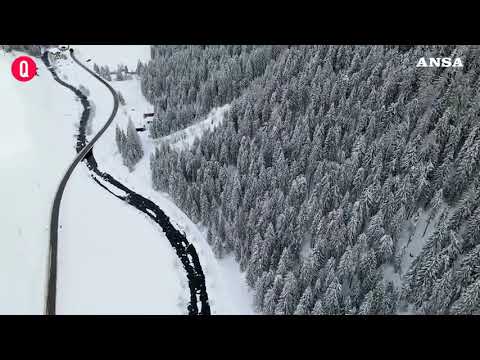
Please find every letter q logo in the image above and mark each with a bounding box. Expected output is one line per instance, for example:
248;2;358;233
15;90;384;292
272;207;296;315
11;56;37;82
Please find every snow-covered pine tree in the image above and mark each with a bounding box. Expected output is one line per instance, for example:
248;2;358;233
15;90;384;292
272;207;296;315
117;119;144;171
274;271;299;315
294;286;313;315
117;91;126;106
103;66;112;81
115;125;127;157
136;60;144;75
116;65;125;81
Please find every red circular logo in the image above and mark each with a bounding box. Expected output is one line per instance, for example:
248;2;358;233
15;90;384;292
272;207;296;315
11;56;37;82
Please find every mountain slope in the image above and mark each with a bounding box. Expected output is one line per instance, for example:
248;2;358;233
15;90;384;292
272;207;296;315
144;45;480;314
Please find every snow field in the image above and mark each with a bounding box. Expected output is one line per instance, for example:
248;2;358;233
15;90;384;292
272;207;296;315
0;49;81;313
62;46;255;314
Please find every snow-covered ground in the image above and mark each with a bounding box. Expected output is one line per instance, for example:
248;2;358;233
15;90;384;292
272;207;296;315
59;165;186;314
50;49;188;314
87;81;254;314
73;45;151;70
156;105;231;151
59;47;255;314
0;45;253;314
0;49;81;313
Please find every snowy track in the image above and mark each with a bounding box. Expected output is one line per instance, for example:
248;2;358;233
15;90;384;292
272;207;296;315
44;49;210;315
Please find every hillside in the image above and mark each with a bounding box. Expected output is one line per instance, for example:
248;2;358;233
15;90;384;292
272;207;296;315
141;45;283;137
144;45;480;314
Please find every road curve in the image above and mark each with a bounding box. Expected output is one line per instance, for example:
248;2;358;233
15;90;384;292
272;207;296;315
44;49;210;315
44;49;119;315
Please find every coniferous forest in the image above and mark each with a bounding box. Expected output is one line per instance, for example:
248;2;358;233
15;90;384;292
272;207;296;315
141;45;480;314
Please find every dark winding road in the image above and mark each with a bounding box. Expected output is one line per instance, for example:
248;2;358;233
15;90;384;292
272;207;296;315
43;49;119;315
43;49;210;315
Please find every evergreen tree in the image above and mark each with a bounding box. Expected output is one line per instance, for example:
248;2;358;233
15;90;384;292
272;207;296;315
274;271;299;315
103;65;112;81
118;119;144;171
118;91;126;106
294;286;313;315
451;279;480;315
312;298;324;315
116;65;125;81
136;60;144;75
